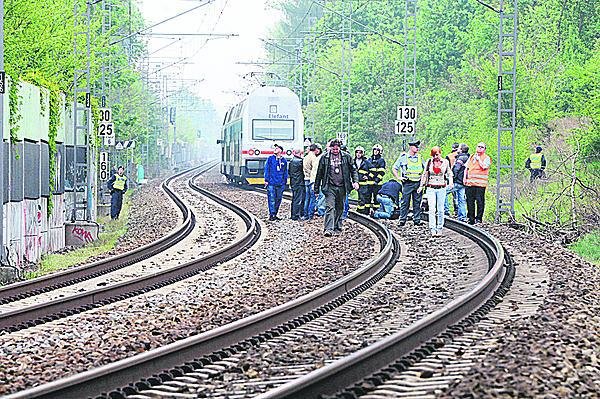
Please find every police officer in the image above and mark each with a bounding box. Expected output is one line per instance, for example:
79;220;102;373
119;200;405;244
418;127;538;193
526;146;546;182
392;140;425;226
368;144;386;214
107;165;128;220
353;146;371;215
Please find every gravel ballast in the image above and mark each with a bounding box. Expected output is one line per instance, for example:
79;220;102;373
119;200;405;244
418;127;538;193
442;224;599;398
0;179;378;395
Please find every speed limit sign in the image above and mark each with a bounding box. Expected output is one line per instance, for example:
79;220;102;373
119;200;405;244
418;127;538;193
98;108;115;145
99;152;109;181
395;106;417;135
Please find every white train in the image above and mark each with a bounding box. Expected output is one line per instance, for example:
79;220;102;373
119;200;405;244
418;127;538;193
219;86;304;184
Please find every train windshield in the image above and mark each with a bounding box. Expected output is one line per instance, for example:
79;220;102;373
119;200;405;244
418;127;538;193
252;120;294;141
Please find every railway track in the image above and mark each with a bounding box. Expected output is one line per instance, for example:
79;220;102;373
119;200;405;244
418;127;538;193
3;191;396;399
0;163;260;333
3;184;513;399
0;163;209;304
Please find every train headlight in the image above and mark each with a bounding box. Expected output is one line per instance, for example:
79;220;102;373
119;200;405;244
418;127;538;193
286;149;292;156
248;149;255;156
254;149;260;155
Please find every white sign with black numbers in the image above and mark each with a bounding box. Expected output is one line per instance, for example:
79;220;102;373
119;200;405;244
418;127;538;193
395;106;417;135
99;152;109;181
98;107;115;145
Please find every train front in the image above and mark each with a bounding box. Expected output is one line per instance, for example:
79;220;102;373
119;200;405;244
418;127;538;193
241;87;304;185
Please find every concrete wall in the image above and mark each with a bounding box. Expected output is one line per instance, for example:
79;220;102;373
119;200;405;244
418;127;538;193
2;78;91;269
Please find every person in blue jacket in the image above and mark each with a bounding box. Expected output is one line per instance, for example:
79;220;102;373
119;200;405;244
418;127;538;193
264;144;288;221
373;179;402;219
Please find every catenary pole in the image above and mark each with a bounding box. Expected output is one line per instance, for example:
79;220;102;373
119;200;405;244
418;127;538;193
0;0;5;263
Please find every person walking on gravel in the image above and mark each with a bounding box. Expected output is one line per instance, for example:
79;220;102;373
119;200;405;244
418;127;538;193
289;148;305;220
302;143;320;220
107;165;128;220
392;140;426;226
419;147;453;235
314;139;359;236
464;142;491;224
264;144;288;221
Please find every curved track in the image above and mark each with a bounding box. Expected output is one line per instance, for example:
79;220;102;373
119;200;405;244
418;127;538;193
3;189;511;399
0;164;206;304
0;163;261;333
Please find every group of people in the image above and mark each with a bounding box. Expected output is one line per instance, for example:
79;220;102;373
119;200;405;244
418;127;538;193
263;138;495;237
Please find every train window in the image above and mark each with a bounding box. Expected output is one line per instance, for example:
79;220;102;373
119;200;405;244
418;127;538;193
246;160;261;170
252;119;294;141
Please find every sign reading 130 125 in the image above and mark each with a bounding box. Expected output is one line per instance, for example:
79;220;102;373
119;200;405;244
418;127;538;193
395;106;417;135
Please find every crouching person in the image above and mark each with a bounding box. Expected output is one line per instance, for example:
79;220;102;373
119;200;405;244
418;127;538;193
373;179;402;219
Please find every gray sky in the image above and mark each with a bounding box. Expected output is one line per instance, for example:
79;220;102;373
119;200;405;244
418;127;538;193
138;0;282;113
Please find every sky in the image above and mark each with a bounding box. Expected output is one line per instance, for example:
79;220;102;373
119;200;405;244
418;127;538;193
138;0;283;115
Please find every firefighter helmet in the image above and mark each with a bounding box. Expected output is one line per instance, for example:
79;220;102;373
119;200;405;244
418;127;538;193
372;144;383;152
354;146;365;153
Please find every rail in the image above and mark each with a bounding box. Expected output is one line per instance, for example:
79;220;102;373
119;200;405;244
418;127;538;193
0;162;215;304
3;190;397;399
255;218;507;398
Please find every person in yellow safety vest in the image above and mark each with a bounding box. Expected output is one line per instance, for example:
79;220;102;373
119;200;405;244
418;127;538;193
353;146;372;215
107;165;128;220
464;142;491;225
392;140;426;226
525;146;546;182
367;144;386;215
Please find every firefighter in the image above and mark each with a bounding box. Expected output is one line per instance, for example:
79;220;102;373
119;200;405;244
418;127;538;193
353;146;371;214
368;144;386;214
525;146;546;182
107;165;128;220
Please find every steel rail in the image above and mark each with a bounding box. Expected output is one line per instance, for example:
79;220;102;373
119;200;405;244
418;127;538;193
3;197;397;399
0;163;260;333
0;162;215;304
255;218;507;399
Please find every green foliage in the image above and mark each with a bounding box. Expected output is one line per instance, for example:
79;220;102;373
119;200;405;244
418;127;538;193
8;79;22;145
268;0;599;228
21;71;61;214
569;230;600;265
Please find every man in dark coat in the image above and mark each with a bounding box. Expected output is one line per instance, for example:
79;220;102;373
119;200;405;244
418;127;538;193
288;148;305;220
314;139;359;236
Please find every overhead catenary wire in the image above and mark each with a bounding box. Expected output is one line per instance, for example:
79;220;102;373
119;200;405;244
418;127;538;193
261;38;340;77
110;0;217;46
312;0;403;46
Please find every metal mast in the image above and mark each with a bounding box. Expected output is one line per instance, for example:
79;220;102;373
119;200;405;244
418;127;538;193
72;0;93;221
338;0;352;146
495;0;518;221
403;0;417;109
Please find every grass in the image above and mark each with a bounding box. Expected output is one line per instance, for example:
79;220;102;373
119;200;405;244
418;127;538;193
569;230;600;265
25;194;131;279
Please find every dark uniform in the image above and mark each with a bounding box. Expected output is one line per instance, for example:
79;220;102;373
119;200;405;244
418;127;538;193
367;144;386;214
353;146;371;215
107;171;128;219
525;146;547;182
